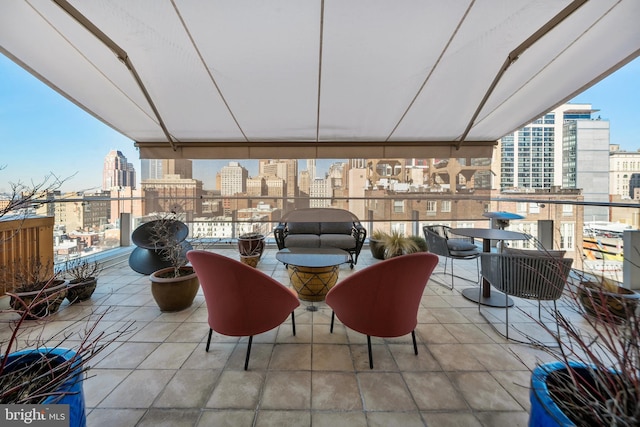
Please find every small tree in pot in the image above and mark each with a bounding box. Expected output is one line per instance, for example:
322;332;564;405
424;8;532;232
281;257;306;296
147;214;199;312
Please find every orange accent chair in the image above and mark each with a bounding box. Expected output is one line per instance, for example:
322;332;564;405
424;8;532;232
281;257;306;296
186;250;300;370
325;252;439;369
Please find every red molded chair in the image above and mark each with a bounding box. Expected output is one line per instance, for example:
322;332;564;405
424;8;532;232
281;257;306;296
186;250;300;370
325;252;439;369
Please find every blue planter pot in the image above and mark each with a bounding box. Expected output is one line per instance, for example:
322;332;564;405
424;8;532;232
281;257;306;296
530;362;576;426
2;348;86;427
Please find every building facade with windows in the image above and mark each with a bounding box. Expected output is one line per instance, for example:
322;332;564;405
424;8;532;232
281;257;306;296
500;103;597;190
220;162;248;196
610;146;640;199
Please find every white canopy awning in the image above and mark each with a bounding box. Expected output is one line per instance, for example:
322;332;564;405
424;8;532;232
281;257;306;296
1;0;638;159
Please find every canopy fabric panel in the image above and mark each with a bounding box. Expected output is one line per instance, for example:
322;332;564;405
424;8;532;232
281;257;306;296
1;0;638;160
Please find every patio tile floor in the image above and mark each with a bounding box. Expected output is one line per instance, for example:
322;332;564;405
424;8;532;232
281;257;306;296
0;246;575;427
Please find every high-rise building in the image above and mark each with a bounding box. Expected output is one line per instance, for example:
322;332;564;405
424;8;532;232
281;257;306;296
103;150;136;190
259;159;298;199
141;159;193;180
307;159;317;180
220;162;248;196
500;103;600;190
563;119;610;221
310;178;331;208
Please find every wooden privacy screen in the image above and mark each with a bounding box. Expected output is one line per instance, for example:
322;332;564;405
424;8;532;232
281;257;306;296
0;216;54;295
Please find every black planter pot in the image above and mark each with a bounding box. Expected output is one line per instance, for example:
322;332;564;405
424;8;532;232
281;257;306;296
369;239;385;260
66;277;98;303
9;280;68;319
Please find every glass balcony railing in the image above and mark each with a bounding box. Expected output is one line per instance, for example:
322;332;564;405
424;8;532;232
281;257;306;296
2;192;639;293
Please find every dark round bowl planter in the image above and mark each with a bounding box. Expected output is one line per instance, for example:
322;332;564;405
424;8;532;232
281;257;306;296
238;233;265;259
66;278;97;304
3;348;86;427
369;239;385;260
149;267;200;312
9;280;68;319
578;281;640;322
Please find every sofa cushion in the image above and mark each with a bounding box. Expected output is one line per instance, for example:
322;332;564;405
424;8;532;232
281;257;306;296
287;222;320;235
284;234;321;248
320;221;353;235
319;234;356;250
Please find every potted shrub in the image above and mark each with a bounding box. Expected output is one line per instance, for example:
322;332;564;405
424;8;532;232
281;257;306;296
8;259;67;319
369;229;388;260
147;215;200;312
64;258;103;303
577;276;640;323
408;235;428;252
381;230;419;259
237;231;265;268
528;271;640;426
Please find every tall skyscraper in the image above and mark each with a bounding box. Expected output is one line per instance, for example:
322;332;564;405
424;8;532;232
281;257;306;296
500;103;600;190
562;119;610;221
141;159;192;180
103;150;136;190
220;162;248;196
307;159;317;180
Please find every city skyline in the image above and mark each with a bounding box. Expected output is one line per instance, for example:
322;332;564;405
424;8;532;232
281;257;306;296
1;53;639;193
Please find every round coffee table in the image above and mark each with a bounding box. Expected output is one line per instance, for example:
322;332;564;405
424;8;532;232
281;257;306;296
276;248;350;305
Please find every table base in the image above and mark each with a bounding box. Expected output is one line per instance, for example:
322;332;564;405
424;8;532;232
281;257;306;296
287;264;340;302
461;288;514;307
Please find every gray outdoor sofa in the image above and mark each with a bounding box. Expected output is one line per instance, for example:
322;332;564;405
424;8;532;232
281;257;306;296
274;208;367;268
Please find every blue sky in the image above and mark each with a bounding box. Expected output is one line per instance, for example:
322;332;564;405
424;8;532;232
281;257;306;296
1;53;639;193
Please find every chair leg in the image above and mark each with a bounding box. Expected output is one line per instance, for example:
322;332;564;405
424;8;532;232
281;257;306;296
505;293;510;340
367;335;373;369
411;330;418;355
206;328;213;352
450;258;455;290
244;336;253;371
554;300;560;338
291;312;296;336
330;311;335;333
538;300;542;320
